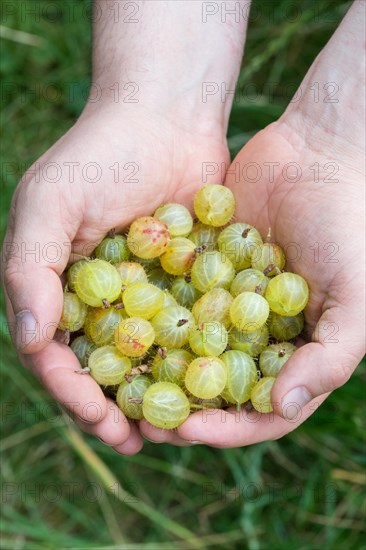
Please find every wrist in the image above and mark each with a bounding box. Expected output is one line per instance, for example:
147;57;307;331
88;0;250;136
83;79;230;138
282;1;365;157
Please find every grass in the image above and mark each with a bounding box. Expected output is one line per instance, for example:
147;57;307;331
1;1;365;549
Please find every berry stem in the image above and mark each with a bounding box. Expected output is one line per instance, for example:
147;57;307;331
75;367;91;375
194;245;207;256
263;264;275;276
158;347;168;359
131;364;151;375
128;397;143;404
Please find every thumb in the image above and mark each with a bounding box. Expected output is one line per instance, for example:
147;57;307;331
271;303;365;421
2;188;76;354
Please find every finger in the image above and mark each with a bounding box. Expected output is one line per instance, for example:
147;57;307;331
4;289;105;425
21;341;107;423
139;420;195;446
177;396;328;447
272;303;365;420
1;171;85;354
73;399;131;446
2;235;65;353
113;422;144;455
2;161;83;353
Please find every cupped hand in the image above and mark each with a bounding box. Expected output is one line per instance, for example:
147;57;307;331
1;101;229;454
142;111;365;447
178;114;365;447
140;2;365;447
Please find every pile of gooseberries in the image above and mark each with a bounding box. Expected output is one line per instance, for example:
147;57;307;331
59;184;309;429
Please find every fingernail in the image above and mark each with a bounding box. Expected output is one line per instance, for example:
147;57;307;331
144;437;162;444
15;310;37;349
281;386;312;420
189;441;201;445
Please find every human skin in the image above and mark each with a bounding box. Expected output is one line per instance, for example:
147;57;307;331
140;1;366;447
1;1;249;454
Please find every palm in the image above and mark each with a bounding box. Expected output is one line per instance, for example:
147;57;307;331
151;117;364;448
4;103;229;454
36;105;229;253
225;119;363;340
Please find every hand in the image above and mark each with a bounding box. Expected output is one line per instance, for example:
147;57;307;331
140;1;365;447
1;100;229;454
141;114;364;447
175;117;364;447
2;0;249;454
